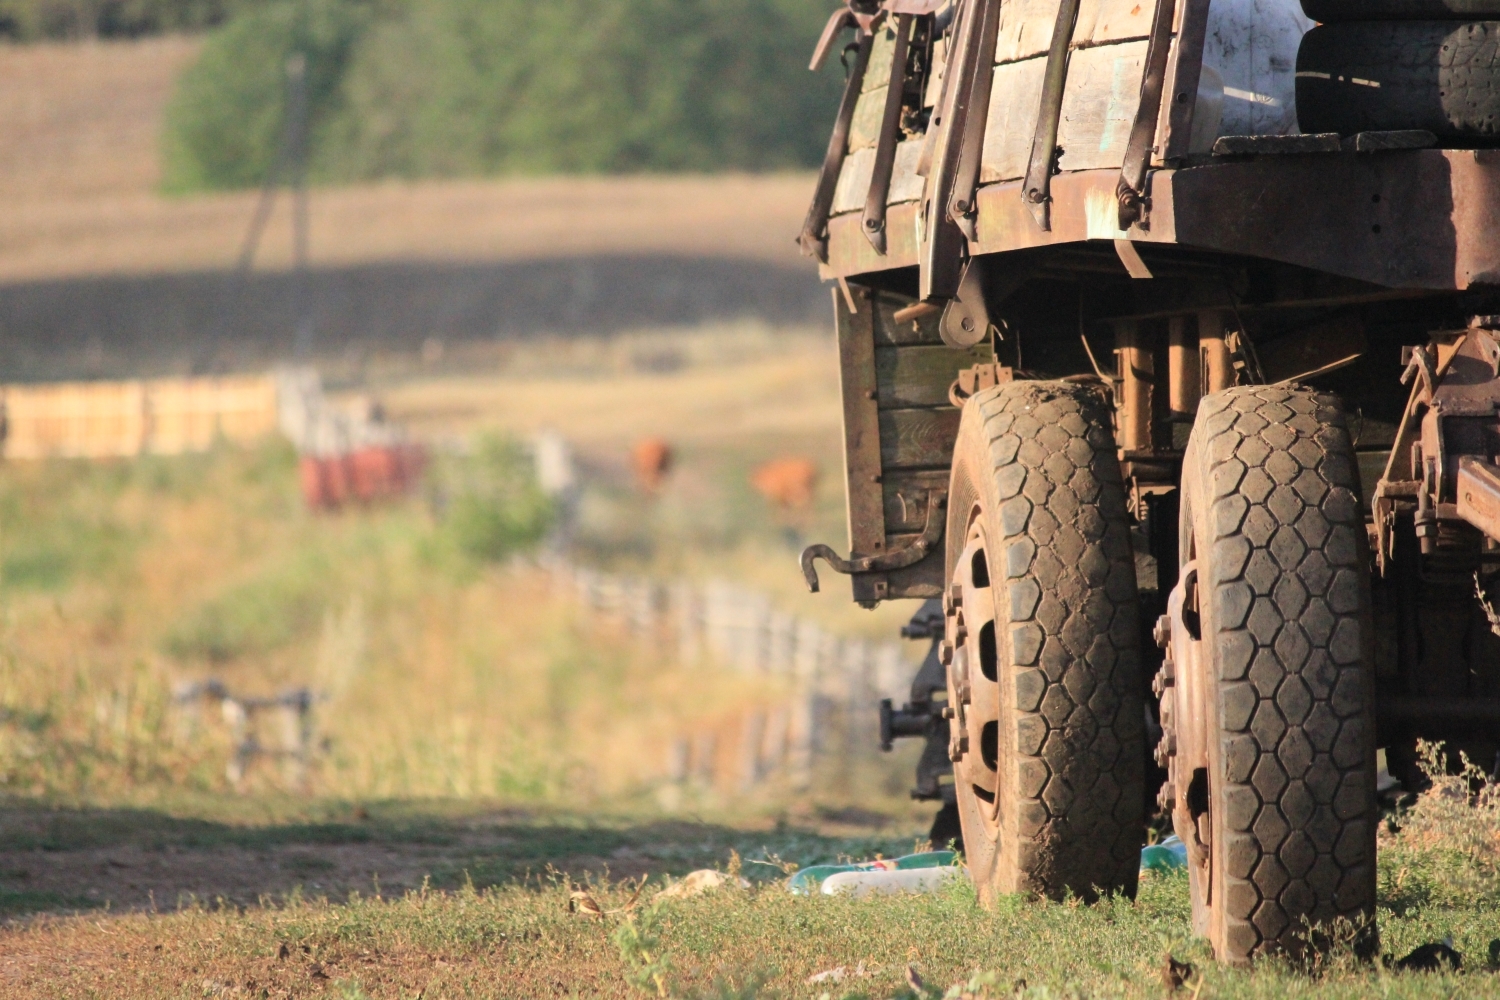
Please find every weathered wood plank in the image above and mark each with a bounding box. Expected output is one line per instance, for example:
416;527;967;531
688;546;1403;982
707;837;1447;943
880;407;963;468
865;19;900;94
996;0;1157;64
876;343;993;408
832;140;925;216
884;469;952;531
850;86;886;151
837;287;887;560
833;146;876;215
980;57;1046;185
980;41;1147;183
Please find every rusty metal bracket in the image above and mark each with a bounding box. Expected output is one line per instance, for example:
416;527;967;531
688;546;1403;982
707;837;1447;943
800;26;876;263
1160;0;1211;163
946;0;1001;243
1457;457;1500;543
863;13;914;254
1021;0;1082;232
938;257;993;348
1400;343;1439;401
810;7;855;71
948;362;1014;407
919;0;984;299
1116;0;1178;230
801;490;947;592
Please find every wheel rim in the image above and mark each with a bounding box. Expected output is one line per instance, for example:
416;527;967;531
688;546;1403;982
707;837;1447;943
948;518;1002;835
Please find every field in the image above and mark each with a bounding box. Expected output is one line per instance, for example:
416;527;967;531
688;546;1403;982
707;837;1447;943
0;37;812;284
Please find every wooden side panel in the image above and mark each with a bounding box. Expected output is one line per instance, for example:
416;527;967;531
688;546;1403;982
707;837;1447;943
833;147;877;216
880;408;963;468
833;142;925;217
884;468;951;531
876;343;991;407
980;40;1147;183
837;287;886;560
980;57;1046;184
996;0;1157;63
850;21;902;150
834;288;981;603
1056;41;1148;173
872;289;944;346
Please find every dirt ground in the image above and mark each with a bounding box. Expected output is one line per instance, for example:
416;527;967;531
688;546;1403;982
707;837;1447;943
0;804;914;916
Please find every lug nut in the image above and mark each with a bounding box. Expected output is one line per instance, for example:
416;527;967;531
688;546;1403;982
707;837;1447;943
1153;614;1172;649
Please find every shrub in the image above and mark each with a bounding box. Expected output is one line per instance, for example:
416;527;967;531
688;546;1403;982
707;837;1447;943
435;435;553;564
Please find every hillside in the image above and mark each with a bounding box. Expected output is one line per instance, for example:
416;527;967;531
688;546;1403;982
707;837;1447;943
0;37;818;284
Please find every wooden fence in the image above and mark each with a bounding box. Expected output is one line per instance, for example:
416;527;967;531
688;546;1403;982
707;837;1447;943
0;375;280;459
553;561;915;797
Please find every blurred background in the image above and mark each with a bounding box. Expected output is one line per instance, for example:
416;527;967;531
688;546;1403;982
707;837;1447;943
0;0;931;833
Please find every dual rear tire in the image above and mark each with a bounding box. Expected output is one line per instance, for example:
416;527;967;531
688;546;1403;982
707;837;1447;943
945;381;1378;963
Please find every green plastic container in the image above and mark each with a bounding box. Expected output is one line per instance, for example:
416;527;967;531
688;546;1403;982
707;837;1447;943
786;850;957;894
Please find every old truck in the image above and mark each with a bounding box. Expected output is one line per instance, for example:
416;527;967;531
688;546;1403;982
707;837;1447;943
795;0;1500;963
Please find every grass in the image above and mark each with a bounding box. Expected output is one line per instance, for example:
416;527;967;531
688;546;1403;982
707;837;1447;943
0;784;1495;998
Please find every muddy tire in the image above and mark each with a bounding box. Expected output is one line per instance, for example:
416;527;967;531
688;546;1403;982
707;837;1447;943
944;380;1144;903
1297;21;1500;141
1162;385;1378;963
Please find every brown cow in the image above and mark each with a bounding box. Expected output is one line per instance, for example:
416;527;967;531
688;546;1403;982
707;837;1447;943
750;457;818;509
632;437;673;492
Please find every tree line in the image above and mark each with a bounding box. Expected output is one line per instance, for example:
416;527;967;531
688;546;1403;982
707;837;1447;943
151;0;843;190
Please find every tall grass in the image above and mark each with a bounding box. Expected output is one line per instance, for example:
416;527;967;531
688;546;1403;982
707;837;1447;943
0;439;794;807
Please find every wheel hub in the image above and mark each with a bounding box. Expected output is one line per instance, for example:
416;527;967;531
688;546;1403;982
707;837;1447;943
944;525;1003;829
1157;562;1212;871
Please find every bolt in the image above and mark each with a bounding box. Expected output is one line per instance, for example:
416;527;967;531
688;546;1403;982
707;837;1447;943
1152;660;1175;697
939;641;953;665
1153;614;1172;648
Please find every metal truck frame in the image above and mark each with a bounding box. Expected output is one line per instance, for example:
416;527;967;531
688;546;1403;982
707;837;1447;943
797;0;1500;964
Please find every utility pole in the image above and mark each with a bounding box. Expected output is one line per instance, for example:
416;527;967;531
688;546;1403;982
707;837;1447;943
287;52;313;358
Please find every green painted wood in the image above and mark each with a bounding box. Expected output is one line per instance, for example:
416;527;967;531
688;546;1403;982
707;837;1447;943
876;343;992;408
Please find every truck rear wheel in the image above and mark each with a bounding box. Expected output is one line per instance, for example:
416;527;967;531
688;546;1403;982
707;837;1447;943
1161;385;1378;963
945;380;1144;903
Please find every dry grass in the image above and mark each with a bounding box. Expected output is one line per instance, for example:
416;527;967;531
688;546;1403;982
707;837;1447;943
369;326;842;448
0;36;200;202
353;325;918;642
0;37;817;283
0;442;834;808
